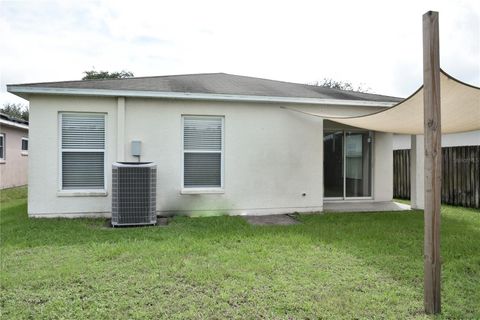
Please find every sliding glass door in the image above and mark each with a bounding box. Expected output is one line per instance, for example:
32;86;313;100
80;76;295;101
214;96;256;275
324;131;344;198
345;132;372;197
324;130;373;199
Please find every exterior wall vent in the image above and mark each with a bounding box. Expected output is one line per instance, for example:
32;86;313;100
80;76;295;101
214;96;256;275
111;162;157;226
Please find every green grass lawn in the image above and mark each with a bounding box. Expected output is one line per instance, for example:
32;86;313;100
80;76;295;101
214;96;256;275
1;187;479;319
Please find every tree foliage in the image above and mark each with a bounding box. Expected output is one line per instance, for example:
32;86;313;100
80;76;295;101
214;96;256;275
1;103;29;121
82;70;134;80
310;78;370;93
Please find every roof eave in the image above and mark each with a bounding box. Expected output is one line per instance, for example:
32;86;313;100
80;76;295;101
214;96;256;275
7;85;398;107
0;118;29;130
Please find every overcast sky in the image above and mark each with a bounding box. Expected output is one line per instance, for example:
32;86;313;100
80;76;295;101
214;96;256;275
0;0;479;106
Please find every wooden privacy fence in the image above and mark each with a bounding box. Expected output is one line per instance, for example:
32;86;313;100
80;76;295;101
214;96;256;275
393;145;480;208
393;149;411;199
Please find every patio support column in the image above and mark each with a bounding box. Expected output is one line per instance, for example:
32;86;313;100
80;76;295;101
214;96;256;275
117;97;126;162
423;10;441;314
410;135;424;209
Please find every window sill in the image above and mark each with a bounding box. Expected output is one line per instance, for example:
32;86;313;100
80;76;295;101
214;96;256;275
21;151;28;156
0;160;5;164
57;190;108;197
181;188;224;195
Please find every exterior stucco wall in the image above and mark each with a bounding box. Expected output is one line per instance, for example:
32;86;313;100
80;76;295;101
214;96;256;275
122;99;326;215
0;125;28;189
28;95;117;216
27;94;394;217
373;132;393;201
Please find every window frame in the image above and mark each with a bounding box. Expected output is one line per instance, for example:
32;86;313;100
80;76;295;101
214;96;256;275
0;133;5;161
58;112;107;195
21;137;28;155
181;115;225;194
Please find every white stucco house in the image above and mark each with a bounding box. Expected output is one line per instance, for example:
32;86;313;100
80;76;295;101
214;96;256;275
0;113;29;189
7;73;404;218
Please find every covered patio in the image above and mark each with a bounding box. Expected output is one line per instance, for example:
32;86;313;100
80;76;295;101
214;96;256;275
288;68;480;212
324;69;479;211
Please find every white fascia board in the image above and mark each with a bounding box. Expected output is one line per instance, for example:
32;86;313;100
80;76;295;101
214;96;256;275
7;85;397;107
0;118;29;130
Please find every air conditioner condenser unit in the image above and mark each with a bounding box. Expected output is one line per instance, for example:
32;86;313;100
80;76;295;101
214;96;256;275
111;162;157;227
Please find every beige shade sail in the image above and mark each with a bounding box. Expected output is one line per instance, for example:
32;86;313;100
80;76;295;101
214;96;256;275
290;70;480;134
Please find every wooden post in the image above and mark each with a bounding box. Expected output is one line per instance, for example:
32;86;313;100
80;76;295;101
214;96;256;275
422;10;441;314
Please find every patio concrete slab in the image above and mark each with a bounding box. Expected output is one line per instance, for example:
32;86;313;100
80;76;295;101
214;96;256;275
243;214;299;226
323;201;411;213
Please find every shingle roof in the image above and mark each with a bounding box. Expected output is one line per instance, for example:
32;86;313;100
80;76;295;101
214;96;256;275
8;73;402;102
0;113;29;125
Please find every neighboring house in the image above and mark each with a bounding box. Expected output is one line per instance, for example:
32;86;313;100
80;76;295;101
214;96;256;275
393;130;480;150
7;73;403;217
0;113;29;189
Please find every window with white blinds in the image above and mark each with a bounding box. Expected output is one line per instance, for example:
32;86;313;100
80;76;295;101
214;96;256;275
183;116;224;189
60;113;106;190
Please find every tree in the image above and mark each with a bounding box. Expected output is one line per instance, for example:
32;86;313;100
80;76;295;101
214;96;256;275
82;70;134;80
1;103;29;121
310;78;371;93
